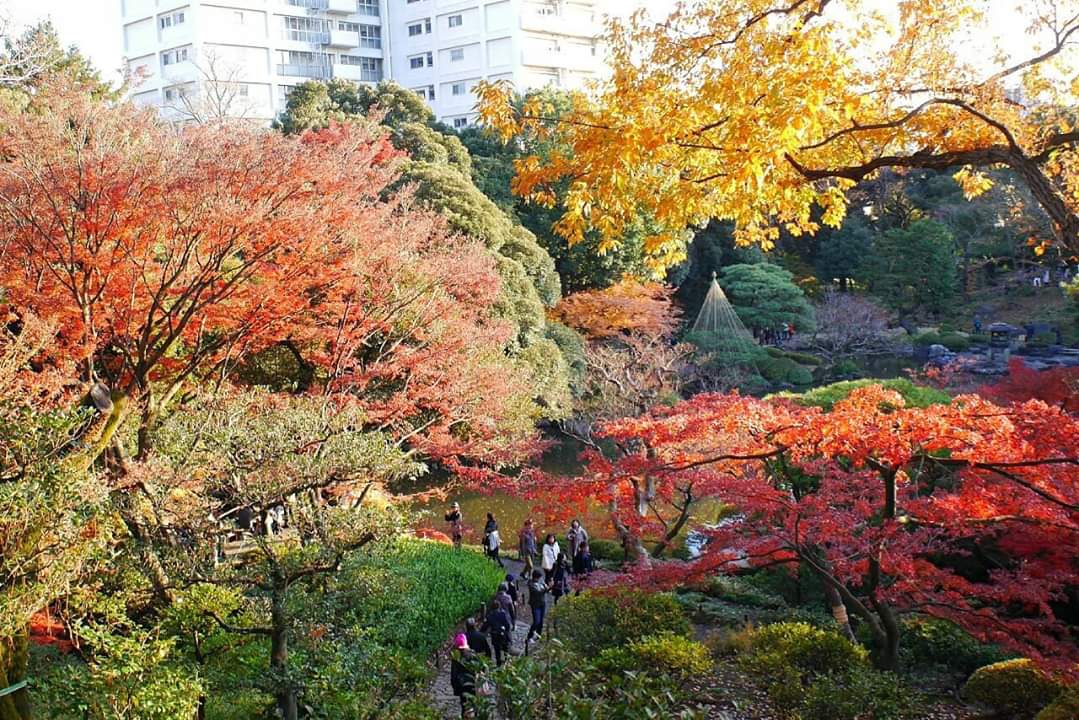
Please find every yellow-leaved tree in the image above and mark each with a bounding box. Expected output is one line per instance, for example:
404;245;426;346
477;0;1079;266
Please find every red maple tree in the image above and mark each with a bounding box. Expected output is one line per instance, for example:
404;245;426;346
578;386;1078;674
979;358;1079;414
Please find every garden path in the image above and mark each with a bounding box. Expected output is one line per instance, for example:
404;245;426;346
429;556;530;719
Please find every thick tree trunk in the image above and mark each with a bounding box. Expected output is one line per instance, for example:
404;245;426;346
270;584;296;720
1010;153;1079;253
0;634;30;720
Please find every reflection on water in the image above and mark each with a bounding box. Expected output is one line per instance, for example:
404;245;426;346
397;436;724;545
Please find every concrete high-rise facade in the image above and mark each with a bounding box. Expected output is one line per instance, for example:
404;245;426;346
120;0;603;126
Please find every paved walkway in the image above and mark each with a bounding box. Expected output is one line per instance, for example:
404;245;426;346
429;556;532;719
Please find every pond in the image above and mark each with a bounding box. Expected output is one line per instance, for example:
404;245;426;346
397;436;725;547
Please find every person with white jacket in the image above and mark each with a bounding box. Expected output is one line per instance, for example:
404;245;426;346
541;533;560;583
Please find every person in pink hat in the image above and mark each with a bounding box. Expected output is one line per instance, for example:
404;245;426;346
450;632;477;717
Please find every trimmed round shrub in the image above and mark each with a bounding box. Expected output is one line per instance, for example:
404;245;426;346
703;625;757;658
962;659;1064;718
1036;685;1079;720
939;332;971;351
899;615;1011;675
741;621;868;681
553;589;690;658
596;633;712;680
785;350;824;366
802;667;918;720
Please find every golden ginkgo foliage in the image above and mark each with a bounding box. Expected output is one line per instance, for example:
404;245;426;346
476;0;1079;267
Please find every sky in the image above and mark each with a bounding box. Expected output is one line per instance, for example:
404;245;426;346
5;1;124;82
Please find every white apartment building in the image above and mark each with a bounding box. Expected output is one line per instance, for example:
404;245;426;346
120;0;604;126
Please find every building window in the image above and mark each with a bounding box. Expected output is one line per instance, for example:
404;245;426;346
339;21;360;32
283;16;329;43
164;85;188;101
159;11;185;29
358;57;382;82
409;54;425;69
358;0;379;17
448;14;463;28
426;51;433;66
277;50;332;79
408;20;433;37
451;82;465;96
161;46;189;66
358;25;381;49
453;117;468;128
238;84;250;97
449;47;464;62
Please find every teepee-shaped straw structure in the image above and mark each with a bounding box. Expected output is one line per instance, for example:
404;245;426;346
692;272;757;346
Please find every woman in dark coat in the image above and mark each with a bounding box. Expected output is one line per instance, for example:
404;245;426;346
481;598;513;666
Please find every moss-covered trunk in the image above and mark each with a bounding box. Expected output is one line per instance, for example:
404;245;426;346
0;633;31;720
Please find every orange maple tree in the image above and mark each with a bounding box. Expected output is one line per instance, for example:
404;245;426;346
0;82;536;465
569;386;1078;673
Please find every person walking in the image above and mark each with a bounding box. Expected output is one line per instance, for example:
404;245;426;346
566;520;588;568
464;617;491;661
495;582;516;626
541;533;560;583
450;633;477;718
518;518;537;563
572;541;594;580
551;552;570;605
504;573;520;607
486;527;504;567
481;599;513;666
481;511;496;552
524;569;549;650
445;502;464;550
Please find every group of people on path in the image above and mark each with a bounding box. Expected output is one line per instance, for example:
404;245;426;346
516;517;594;584
445;505;596;718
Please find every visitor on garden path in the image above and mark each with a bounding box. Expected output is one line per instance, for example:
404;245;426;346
445;502;463;550
450;633;478;718
541;533;560;583
495;582;516;626
464;617;491;661
481;598;513;666
567;519;588;565
504;573;519;608
482;512;497;556
572;541;593;582
518;518;537;563
551;552;571;605
486;527;504;567
524;569;549;651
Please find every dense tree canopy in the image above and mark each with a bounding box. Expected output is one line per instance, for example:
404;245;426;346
720;264;816;334
859;219;959;315
478;0;1079;264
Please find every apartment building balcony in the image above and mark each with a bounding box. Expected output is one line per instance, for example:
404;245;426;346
277;63;331;79
326;0;357;13
333;63;380;83
520;12;598;38
282;29;330;44
326;29;360;48
521;47;596;72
